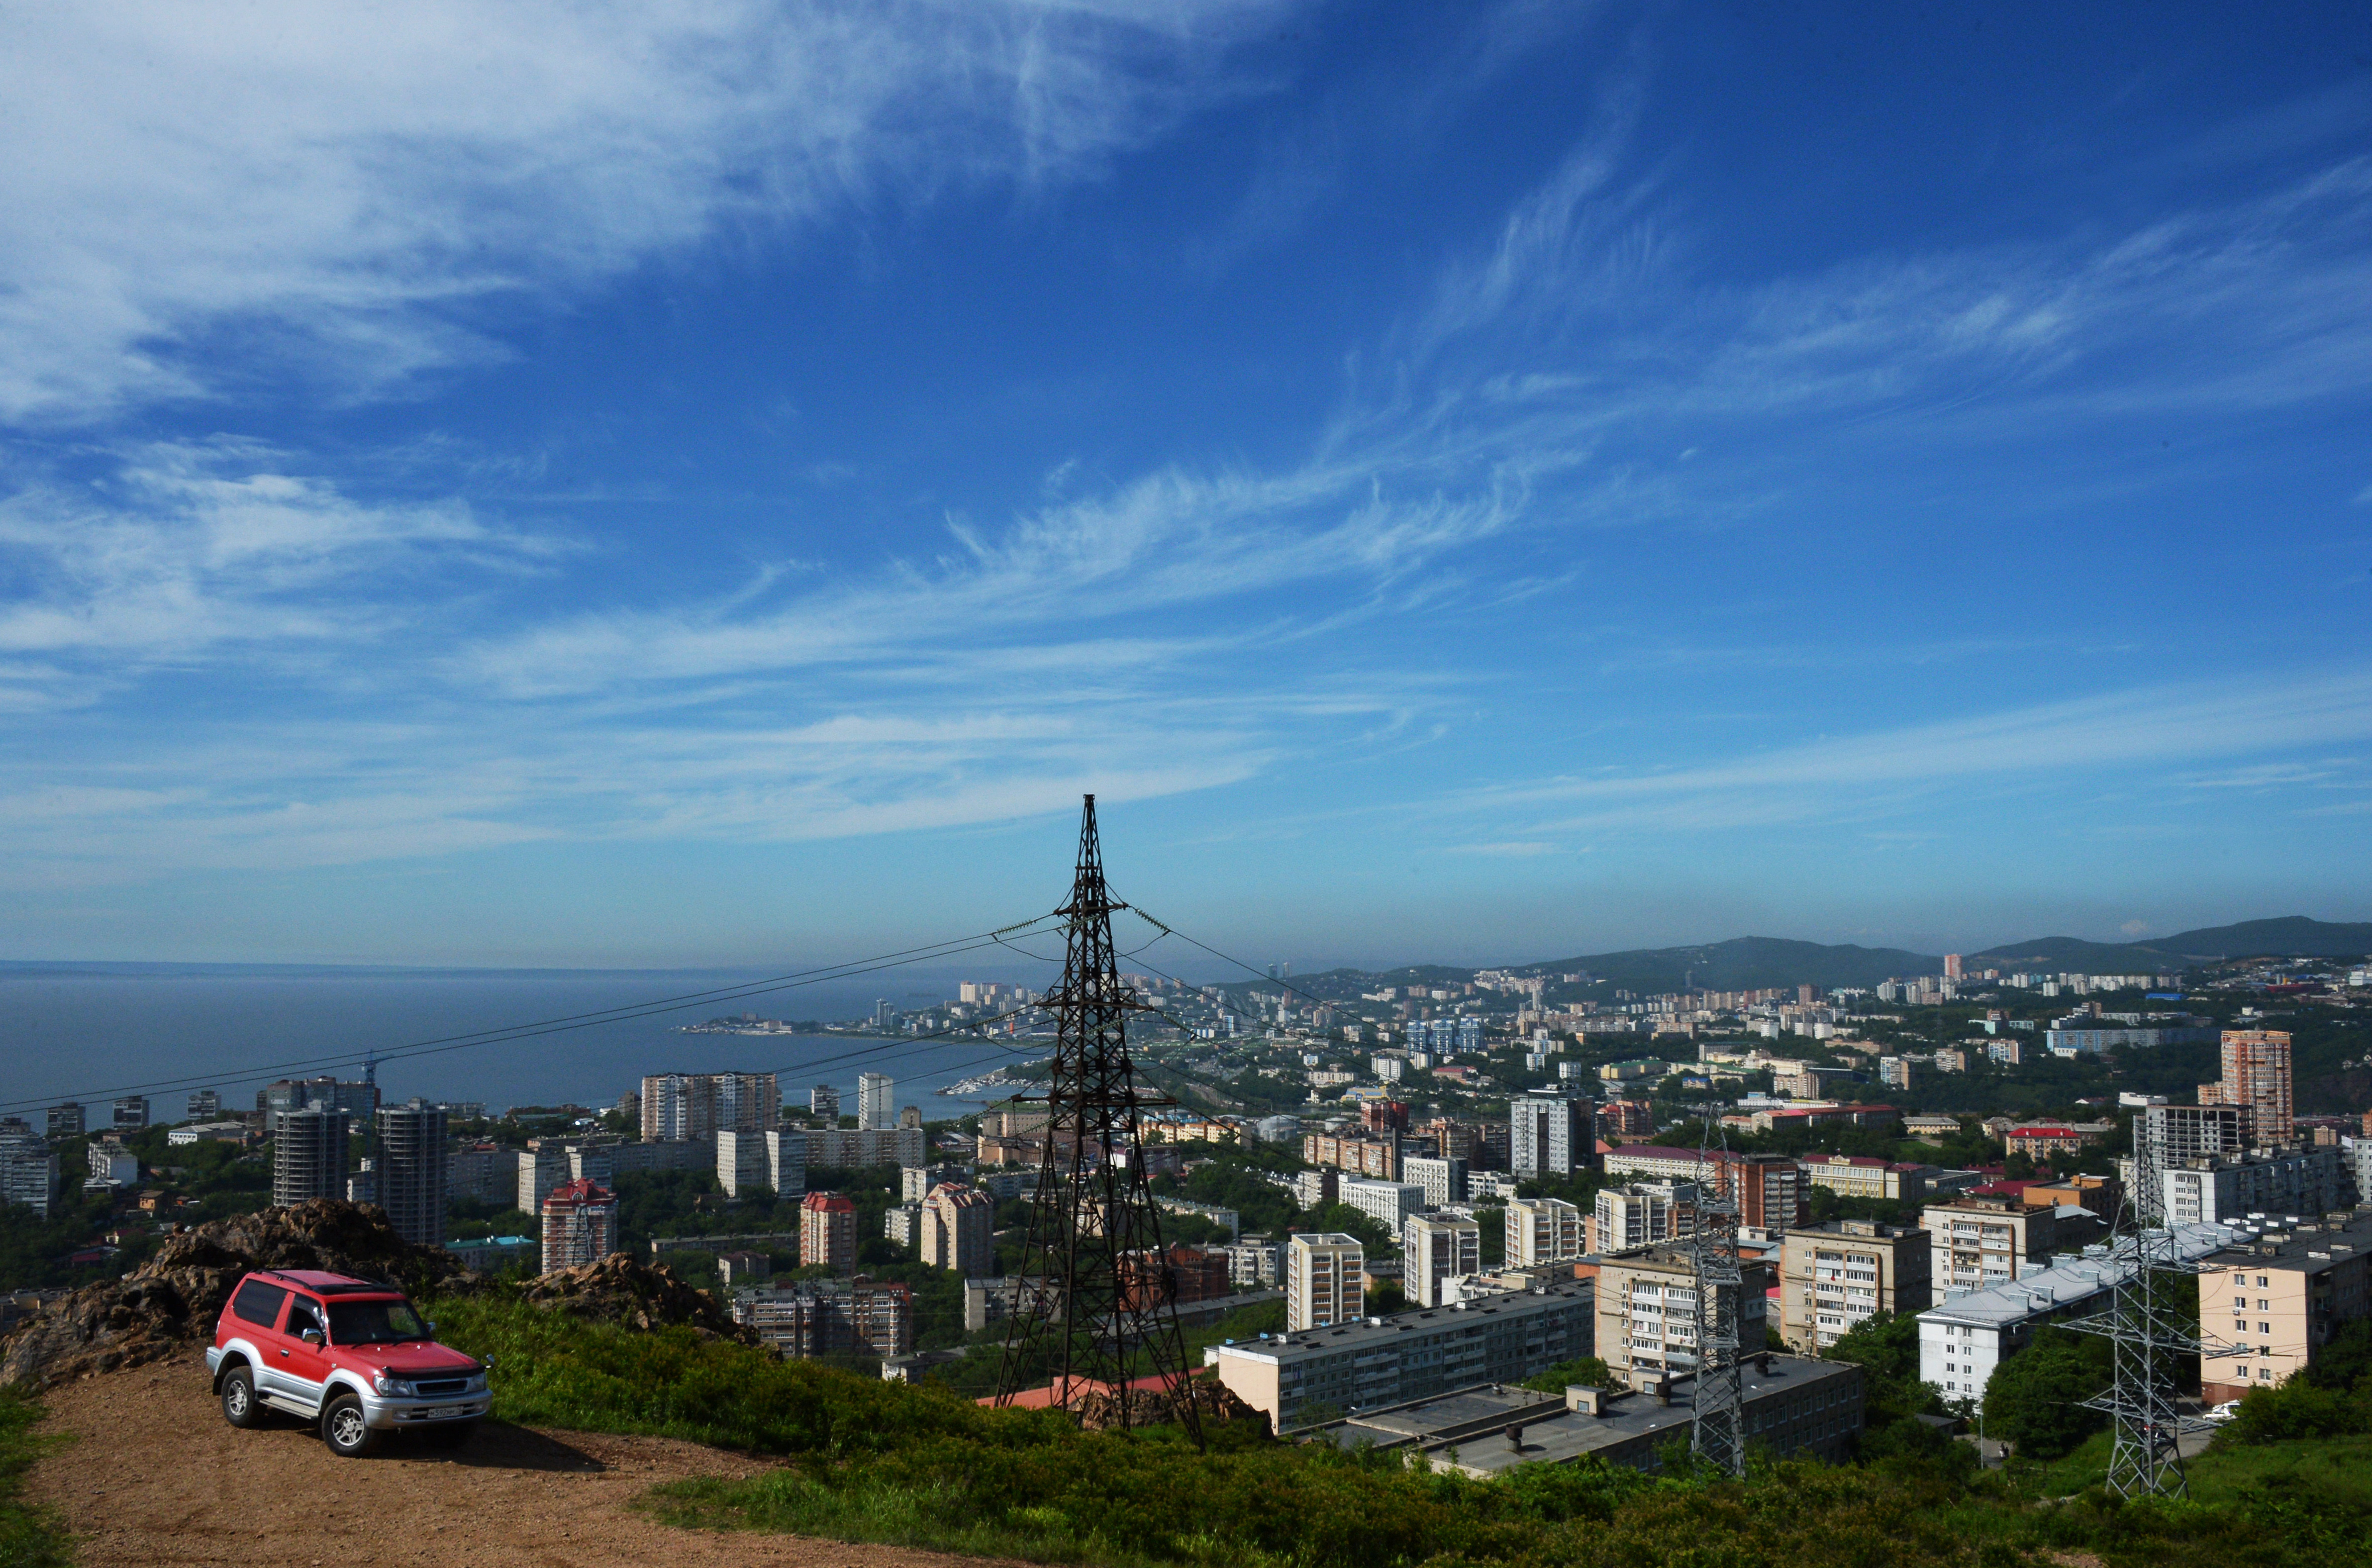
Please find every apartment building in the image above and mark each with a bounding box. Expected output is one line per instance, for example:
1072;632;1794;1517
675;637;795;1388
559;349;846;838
540;1179;620;1273
0;1129;58;1220
808;1126;927;1168
272;1105;349;1206
801;1191;859;1272
1206;1277;1596;1429
1924;1196;2060;1295
1778;1220;1931;1351
1287;1232;1366;1331
1600;1147;1802;1229
1506;1196;1585;1266
920;1184;996;1275
1309;1356;1863;1477
1402;1154;1469;1208
641;1072;779;1143
1596;1247;1769;1377
733;1278;914;1359
2162;1147;2349;1227
1404;1214;1481;1308
372;1100;449;1247
2199;1030;2294;1142
1509;1094;1596;1179
857;1072;896;1131
1798;1153;1929;1203
717;1128;807;1199
1339;1176;1429;1232
1592;1184;1694;1254
1303;1130;1402;1181
2198;1210;2372;1403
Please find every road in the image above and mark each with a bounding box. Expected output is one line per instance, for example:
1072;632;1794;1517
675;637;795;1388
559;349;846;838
27;1350;1006;1568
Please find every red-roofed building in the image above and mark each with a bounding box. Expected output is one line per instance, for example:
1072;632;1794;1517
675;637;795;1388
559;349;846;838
2003;1125;2102;1159
540;1178;618;1273
801;1190;858;1272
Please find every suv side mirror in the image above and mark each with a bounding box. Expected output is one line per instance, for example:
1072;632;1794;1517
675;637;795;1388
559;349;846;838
424;1322;436;1335
301;1329;324;1347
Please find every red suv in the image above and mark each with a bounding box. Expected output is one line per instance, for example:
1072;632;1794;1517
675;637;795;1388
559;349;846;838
206;1269;490;1456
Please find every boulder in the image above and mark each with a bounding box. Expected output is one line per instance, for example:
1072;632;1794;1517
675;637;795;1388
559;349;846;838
1;1199;474;1391
516;1253;756;1344
1073;1376;1266;1434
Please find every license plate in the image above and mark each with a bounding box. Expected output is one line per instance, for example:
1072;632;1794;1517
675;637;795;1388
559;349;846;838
425;1406;464;1420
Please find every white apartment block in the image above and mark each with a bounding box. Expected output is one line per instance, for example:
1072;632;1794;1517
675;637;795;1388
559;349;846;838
1339;1176;1429;1232
717;1129;806;1199
1403;1215;1481;1308
857;1072;897;1131
1288;1232;1366;1332
2162;1148;2349;1227
1924;1198;2060;1296
1594;1184;1693;1253
1506;1196;1585;1266
1402;1155;1467;1208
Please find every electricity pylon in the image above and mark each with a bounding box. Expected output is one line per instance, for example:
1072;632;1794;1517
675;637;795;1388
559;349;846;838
994;796;1200;1441
1688;1106;1746;1475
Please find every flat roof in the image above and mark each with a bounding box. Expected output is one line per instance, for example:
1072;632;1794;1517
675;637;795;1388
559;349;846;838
1918;1223;2244;1330
1314;1356;1860;1476
1211;1279;1595;1367
2199;1211;2372;1277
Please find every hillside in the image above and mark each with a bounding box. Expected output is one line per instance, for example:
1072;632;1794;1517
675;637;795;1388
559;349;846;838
1975;916;2372;969
1517;937;1942;993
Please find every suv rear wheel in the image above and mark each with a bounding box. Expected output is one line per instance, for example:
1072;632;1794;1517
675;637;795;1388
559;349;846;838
220;1365;265;1429
321;1394;378;1457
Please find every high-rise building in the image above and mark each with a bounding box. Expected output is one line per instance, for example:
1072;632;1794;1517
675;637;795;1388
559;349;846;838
920;1184;996;1275
373;1099;449;1245
1505;1195;1586;1265
732;1278;915;1359
1943;954;1963;980
46;1104;83;1139
2199;1030;2294;1142
112;1096;149;1130
1593;1183;1695;1253
1778;1220;1932;1352
1597;1246;1770;1378
639;1071;778;1143
272;1105;350;1206
258;1076;339;1135
1922;1196;2061;1295
857;1073;896;1132
1286;1232;1365;1331
540;1179;620;1273
1401;1154;1468;1208
801;1191;859;1272
186;1089;221;1121
1402;1214;1480;1308
810;1084;841;1120
1508;1093;1595;1179
717;1129;807;1199
0;1127;59;1220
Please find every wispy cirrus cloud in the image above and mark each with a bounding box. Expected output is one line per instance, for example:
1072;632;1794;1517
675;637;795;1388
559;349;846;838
0;0;1299;423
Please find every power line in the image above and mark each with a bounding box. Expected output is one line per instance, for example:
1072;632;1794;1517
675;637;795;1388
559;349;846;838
0;917;1066;1117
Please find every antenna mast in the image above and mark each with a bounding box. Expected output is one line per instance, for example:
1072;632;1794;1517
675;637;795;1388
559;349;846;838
1688;1103;1746;1475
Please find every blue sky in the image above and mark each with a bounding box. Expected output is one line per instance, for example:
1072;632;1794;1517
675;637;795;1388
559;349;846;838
2;1;2368;970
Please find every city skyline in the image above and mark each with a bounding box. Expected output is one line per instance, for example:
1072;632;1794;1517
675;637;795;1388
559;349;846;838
3;4;2369;967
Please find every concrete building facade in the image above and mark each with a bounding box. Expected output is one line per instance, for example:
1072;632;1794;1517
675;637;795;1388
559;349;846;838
1403;1214;1481;1308
1778;1220;1932;1351
1287;1232;1365;1331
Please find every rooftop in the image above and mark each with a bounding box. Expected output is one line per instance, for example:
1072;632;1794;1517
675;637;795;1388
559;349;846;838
1312;1355;1860;1477
1209;1278;1595;1368
1919;1223;2245;1329
2199;1210;2372;1277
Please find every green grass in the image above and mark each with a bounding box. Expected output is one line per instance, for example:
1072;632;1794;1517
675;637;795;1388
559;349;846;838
424;1293;2372;1568
0;1388;72;1568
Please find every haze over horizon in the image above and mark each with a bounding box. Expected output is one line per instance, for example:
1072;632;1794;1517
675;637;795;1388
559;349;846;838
3;3;2369;968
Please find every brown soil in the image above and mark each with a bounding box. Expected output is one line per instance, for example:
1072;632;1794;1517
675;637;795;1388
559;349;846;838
26;1353;1009;1568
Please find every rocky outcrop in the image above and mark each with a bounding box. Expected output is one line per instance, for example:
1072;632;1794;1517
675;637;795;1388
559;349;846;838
1074;1377;1266;1434
516;1253;756;1344
0;1199;475;1391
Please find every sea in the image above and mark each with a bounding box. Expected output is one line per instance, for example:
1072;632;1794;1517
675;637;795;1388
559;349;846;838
0;962;1055;1127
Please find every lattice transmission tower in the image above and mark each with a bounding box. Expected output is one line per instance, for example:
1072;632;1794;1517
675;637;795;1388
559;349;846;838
2066;1107;2205;1499
994;796;1201;1441
1688;1107;1747;1475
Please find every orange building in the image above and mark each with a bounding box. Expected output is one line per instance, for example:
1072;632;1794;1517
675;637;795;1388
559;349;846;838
2200;1030;2294;1142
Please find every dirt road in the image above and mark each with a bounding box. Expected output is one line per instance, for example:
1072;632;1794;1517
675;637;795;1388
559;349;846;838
27;1352;1002;1568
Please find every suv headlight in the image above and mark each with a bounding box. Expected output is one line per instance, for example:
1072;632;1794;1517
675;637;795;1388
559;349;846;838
465;1373;489;1393
373;1373;416;1397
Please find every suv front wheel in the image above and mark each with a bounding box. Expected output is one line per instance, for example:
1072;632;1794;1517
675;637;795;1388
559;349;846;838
220;1365;265;1429
321;1394;379;1457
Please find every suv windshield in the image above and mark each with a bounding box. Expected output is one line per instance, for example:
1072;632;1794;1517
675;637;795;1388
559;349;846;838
326;1298;429;1345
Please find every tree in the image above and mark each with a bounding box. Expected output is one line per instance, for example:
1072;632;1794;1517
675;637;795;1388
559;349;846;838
1982;1326;2109;1460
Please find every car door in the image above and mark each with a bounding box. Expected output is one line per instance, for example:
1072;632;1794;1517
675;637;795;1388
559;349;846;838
277;1294;334;1412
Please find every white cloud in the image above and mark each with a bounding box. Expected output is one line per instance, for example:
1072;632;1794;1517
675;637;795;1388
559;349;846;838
0;0;1295;423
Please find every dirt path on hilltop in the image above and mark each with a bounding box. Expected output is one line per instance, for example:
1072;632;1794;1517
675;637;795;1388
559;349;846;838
25;1352;1012;1568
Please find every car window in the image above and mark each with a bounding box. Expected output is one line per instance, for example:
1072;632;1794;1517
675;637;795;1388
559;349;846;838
285;1297;327;1339
327;1298;429;1345
230;1279;290;1329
